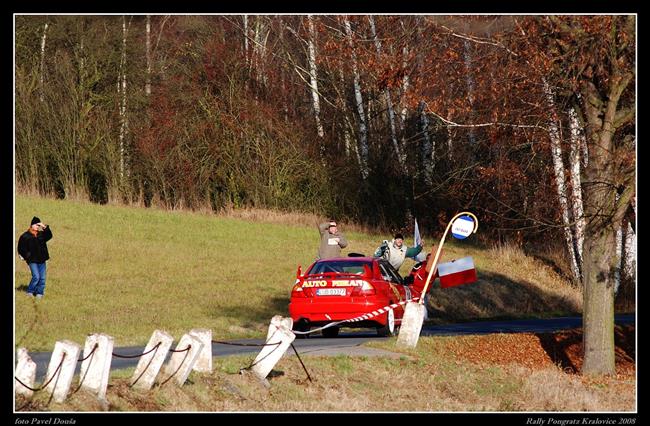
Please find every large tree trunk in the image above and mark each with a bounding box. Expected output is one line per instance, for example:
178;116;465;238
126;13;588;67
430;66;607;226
582;217;617;375
579;64;634;376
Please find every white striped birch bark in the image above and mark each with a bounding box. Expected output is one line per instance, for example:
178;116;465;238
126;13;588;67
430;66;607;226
544;80;581;282
568;106;585;269
307;15;324;139
343;16;369;180
368;16;403;166
39;21;49;102
118;16;130;182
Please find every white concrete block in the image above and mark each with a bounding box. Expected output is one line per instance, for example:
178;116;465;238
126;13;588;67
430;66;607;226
266;316;293;341
251;316;296;381
79;334;114;399
396;302;426;348
45;340;81;403
162;333;204;386
189;328;212;373
15;348;37;398
131;330;173;391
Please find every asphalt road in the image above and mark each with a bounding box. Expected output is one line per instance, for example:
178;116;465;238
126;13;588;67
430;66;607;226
24;314;635;381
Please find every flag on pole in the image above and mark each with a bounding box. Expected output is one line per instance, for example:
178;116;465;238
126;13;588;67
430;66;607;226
438;256;477;288
414;218;422;247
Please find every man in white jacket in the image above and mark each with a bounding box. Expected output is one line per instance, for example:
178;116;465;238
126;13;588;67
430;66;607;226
374;233;424;271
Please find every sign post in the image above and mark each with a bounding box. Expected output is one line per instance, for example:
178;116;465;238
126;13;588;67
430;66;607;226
396;212;478;348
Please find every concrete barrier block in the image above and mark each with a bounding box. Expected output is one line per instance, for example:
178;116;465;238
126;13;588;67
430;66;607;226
162;333;204;386
131;330;173;391
45;340;81;403
396;302;426;348
266;316;293;341
189;328;212;373
79;333;114;399
15;348;37;398
251;316;296;381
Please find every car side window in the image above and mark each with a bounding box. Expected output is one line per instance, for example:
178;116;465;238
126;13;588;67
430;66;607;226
379;261;403;285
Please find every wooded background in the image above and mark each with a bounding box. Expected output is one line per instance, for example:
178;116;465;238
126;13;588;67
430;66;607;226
14;16;636;373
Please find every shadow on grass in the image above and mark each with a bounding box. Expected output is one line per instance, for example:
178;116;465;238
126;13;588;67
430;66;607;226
426;270;581;324
212;296;290;326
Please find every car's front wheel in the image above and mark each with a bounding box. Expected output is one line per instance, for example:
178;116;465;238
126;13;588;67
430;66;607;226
376;308;397;337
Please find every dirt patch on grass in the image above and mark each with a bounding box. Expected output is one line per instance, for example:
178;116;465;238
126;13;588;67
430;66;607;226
441;325;635;377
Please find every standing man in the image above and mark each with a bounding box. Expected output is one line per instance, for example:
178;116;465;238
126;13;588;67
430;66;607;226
317;219;348;259
17;216;53;299
374;232;424;272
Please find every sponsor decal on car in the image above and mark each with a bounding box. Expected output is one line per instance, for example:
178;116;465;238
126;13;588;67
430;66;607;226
302;279;367;288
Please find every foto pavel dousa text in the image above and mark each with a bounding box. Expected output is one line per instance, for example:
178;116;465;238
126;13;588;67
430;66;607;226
15;418;76;425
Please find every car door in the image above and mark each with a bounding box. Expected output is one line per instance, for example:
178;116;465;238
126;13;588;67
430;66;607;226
377;260;409;315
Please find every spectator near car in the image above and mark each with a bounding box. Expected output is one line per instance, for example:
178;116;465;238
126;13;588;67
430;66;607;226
317;219;348;259
374;232;423;271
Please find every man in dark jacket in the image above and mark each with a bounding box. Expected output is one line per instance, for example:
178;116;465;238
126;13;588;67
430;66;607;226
17;216;53;299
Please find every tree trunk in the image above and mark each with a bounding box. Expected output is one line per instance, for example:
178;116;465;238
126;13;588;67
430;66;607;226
544;80;581;282
418;101;433;185
118;16;131;185
463;39;477;145
146;15;151;96
582;214;617;375
39;21;49;102
243;15;249;65
369;16;403;166
306;15;324;140
579;67;634;375
344;17;369;180
568;106;585;276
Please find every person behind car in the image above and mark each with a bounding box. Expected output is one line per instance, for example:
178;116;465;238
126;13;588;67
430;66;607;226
317;219;348;259
374;232;423;271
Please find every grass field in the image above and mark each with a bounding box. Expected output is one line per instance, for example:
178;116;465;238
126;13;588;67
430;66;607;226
15;193;582;351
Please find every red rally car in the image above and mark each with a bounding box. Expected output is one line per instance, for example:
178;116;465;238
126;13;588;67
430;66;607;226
289;256;431;337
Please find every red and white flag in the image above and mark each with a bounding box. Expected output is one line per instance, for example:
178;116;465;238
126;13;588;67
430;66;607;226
438;256;477;288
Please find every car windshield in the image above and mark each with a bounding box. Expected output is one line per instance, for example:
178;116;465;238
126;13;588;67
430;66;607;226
307;260;372;275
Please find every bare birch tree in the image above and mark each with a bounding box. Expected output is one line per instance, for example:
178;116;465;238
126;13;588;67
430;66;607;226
39;20;49;102
343;16;369;180
369;15;403;166
306;15;324;140
544;79;581;282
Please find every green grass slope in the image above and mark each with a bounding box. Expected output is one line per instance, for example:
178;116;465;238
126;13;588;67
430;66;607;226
15;194;581;351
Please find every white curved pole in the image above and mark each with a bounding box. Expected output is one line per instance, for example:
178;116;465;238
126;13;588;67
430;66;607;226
419;212;478;302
